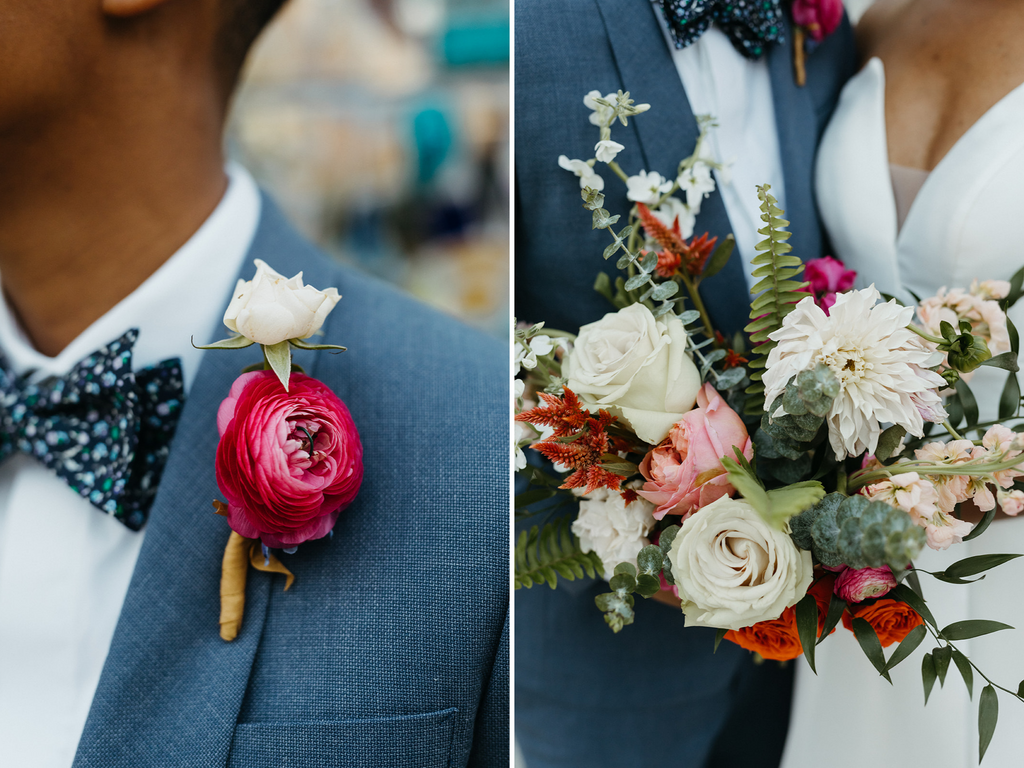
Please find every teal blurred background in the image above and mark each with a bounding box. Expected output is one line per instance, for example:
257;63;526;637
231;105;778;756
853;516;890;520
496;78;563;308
227;0;509;338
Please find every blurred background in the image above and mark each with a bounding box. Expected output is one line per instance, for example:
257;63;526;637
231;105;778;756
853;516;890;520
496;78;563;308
226;0;509;338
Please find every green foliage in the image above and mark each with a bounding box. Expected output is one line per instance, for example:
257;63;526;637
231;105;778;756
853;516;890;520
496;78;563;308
514;518;602;590
980;685;999;762
852;617;891;683
795;593;819;673
790;493;926;572
722;452;825;529
743;186;809;415
884;624;926;673
594;545;666;632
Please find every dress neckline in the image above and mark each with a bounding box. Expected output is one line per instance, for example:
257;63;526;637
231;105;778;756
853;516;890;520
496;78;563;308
869;56;1024;247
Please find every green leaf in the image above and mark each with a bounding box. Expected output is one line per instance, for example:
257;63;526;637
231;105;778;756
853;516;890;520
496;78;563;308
980;351;1019;372
852;617;891;682
714;627;728;653
951;649;974;699
1008;314;1019;356
715;366;746;390
1007;265;1024;308
636;573;661;598
263;341;292;391
650;281;679;301
1017;680;1024;699
624;273;647;292
636;545;663;575
288;338;346;352
885;623;926;672
922;653;937;704
940;620;1014;641
890;583;937;628
701;234;736;280
817;594;847;646
979;684;999;763
955;379;980;428
514;489;557;508
191;334;255;350
963;505;998;542
795;593;819;674
514;519;600;589
943;554;1023;580
933;645;952;686
875;425;907;462
1000;368;1021;421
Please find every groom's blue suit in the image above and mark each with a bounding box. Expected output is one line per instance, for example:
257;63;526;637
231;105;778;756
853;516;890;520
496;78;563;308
515;2;855;767
70;197;508;767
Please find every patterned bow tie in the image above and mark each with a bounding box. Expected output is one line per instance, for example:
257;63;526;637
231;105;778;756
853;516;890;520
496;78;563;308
0;329;185;530
657;0;786;60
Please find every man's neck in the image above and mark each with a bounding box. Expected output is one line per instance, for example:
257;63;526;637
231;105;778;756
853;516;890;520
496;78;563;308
0;101;227;357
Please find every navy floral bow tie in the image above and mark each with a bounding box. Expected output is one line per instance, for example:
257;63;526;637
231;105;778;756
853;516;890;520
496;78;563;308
657;0;786;59
0;329;185;530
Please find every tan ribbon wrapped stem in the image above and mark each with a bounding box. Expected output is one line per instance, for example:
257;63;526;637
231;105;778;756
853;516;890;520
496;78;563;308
216;502;295;642
793;26;807;87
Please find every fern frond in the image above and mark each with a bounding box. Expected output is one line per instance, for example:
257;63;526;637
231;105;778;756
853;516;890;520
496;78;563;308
744;185;809;415
514;517;602;590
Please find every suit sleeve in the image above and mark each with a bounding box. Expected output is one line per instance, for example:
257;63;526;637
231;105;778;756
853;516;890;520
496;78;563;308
466;605;510;767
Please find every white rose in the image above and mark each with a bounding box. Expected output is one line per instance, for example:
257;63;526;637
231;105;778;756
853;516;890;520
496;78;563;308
563;303;701;444
223;259;340;345
571;487;656;575
668;497;814;630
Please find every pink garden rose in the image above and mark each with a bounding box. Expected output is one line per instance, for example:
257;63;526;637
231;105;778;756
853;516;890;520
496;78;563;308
804;256;856;313
791;0;844;42
216;370;363;548
638;382;752;519
833;565;897;604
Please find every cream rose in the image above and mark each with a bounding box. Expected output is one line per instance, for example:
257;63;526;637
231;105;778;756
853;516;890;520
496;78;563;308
223;259;341;345
563;303;701;444
668;496;814;630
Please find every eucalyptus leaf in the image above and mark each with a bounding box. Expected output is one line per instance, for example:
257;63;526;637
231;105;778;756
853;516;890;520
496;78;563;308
677;309;702;325
651;281;679;301
941;620;1014;641
795;593;819;673
636;573;661;598
624;273;647;292
263;341;292;391
852;617;891;682
636;545;663;575
715;366;746;390
979;684;999;763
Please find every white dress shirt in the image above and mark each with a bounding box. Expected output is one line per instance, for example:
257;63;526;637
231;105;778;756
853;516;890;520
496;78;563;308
652;5;788;288
0;164;261;767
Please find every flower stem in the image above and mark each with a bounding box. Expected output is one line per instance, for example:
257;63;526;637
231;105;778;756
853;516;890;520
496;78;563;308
908;324;945;346
943;421;964;441
678;270;718;344
848;451;1024;491
607;161;630;183
922;622;1024;701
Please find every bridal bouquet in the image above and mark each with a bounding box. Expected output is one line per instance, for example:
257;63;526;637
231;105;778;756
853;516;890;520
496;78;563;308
515;89;1024;760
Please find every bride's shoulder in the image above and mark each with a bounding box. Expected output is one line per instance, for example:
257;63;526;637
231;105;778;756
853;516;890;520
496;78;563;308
856;0;913;60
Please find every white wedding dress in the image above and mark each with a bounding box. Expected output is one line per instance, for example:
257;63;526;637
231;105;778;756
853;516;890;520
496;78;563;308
780;58;1024;768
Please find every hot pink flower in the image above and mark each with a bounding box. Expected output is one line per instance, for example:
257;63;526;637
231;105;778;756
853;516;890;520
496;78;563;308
791;0;844;42
803;256;856;313
638;383;752;519
216;370;363;548
834;565;897;604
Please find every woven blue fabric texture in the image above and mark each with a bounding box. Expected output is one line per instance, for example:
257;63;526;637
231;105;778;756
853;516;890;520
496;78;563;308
71;194;509;767
514;1;856;766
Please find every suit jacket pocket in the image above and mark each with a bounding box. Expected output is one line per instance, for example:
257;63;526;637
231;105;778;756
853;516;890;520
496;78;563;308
227;707;458;768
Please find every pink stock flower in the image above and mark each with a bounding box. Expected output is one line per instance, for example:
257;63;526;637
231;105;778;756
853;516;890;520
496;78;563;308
834;566;897;604
803;256;856;314
1000;489;1024;516
216;370;364;549
638;383;752;520
791;0;844;42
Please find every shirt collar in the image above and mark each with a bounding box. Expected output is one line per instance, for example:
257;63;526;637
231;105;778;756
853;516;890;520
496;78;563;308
0;163;262;394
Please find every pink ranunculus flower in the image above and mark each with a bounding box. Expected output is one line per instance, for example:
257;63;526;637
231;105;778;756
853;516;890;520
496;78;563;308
791;0;845;42
834;565;897;604
638;382;752;520
803;256;856;314
216;370;363;548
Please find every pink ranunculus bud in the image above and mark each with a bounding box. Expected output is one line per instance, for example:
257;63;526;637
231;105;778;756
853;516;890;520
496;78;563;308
803;256;857;314
638;383;752;520
216;370;363;548
791;0;845;42
834;565;897;604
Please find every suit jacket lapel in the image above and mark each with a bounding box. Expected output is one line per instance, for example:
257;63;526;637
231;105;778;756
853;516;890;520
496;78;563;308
768;15;819;263
73;197;332;767
593;0;758;337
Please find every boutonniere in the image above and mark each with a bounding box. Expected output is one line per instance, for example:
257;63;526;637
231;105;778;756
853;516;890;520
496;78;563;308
789;0;843;87
196;259;364;641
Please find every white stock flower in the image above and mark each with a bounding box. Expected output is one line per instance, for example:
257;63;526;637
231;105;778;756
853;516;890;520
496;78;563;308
223;259;340;346
563;303;701;444
594;139;625;163
625;170;673;205
764;287;948;460
668;496;814;630
677;161;716;212
650;196;695;240
514;334;554;375
558;155;604;191
514;421;536;471
572;487;656;574
584;90;617;127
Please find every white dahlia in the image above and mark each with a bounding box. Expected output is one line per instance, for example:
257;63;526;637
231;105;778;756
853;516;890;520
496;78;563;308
763;286;947;460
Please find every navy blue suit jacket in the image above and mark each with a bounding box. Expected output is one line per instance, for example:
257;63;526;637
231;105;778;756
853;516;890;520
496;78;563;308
71;197;509;767
515;2;855;766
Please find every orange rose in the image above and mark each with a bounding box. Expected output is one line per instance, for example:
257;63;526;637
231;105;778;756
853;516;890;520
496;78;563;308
841;598;923;647
725;574;838;660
